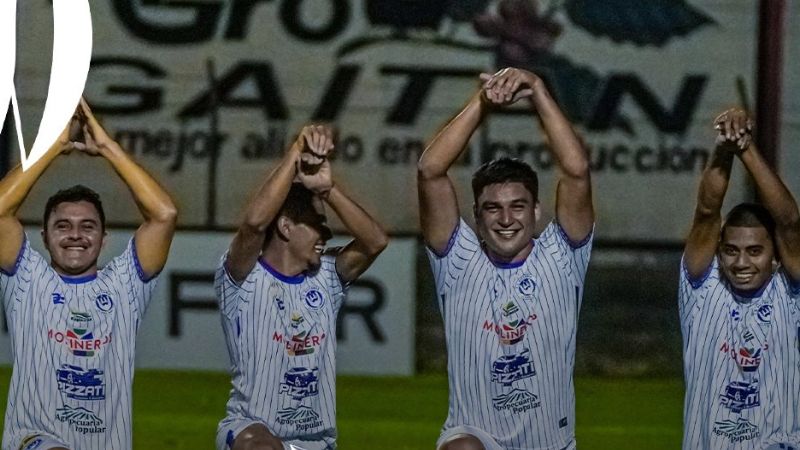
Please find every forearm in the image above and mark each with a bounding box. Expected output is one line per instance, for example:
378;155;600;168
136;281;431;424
0;140;65;217
695;148;733;217
100;142;177;222
739;144;800;225
529;82;588;179
418;93;485;179
324;184;388;255
241;143;302;231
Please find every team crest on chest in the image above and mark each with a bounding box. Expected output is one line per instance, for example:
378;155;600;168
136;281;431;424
95;293;113;313
756;304;772;324
515;275;536;297
303;288;325;310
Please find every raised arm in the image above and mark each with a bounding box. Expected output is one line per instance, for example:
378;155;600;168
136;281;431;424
225;125;332;282
326;186;388;282
0;119;76;272
77;99;177;279
483;68;593;241
684;110;744;279
417;91;487;253
732;114;800;281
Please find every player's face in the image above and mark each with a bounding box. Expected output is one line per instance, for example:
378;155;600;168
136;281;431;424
475;182;538;263
43;201;106;277
718;226;775;293
288;199;330;270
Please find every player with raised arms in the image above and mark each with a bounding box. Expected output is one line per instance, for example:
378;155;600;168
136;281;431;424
0;99;177;450
418;67;594;450
680;108;800;449
215;124;388;450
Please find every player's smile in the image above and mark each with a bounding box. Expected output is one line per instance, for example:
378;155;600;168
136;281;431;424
719;226;775;294
475;182;538;264
43;201;106;278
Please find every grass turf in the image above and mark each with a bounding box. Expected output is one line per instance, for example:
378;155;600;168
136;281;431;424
0;368;683;449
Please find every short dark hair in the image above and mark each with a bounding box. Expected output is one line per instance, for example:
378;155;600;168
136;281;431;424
472;157;539;204
721;203;775;242
43;185;106;230
266;183;331;242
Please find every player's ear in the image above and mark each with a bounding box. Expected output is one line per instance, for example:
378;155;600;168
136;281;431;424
473;202;479;221
277;216;293;241
101;230;108;251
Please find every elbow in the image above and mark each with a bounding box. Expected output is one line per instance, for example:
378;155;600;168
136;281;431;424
367;228;389;257
154;203;178;225
563;159;590;180
417;158;442;182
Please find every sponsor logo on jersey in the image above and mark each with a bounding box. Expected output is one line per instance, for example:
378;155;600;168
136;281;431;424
303;288;325;310
483;302;537;345
712;418;760;443
491;349;536;386
276;406;323;432
272;312;326;356
48;311;112;357
51;293;65;305
20;437;43;450
719;341;764;373
94;293;113;313
719;379;759;413
516;275;536;296
56;364;106;401
492;388;541;413
55;405;106;435
279;367;320;401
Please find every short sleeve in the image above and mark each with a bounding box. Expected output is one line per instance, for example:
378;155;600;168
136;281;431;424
104;238;159;319
318;254;346;313
0;236;49;311
537;221;594;284
214;252;257;319
424;218;480;295
678;255;718;325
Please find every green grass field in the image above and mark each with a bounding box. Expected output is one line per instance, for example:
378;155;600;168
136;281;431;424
0;368;684;449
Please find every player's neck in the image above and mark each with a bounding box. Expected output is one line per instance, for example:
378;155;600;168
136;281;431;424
50;263;99;281
261;242;308;277
483;241;534;268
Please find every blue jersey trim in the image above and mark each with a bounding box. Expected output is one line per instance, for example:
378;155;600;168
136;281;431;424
0;235;26;276
131;237;159;282
683;259;713;290
556;221;593;249
485;241;534;269
59;273;98;284
258;258;305;284
426;221;460;258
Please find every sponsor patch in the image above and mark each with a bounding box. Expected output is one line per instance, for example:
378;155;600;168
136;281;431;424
94;293;113;313
55;405;106;435
56;364;106;401
719;379;759;413
279;367;320;401
712;418;760;443
48;311;111;357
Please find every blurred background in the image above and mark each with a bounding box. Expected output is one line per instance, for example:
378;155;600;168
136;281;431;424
1;0;798;448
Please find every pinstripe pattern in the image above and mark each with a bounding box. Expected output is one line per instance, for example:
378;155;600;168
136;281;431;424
0;236;156;450
769;274;800;446
427;219;592;450
679;257;797;449
215;254;345;450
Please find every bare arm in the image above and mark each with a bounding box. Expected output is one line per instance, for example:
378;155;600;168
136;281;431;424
683;110;747;279
323;185;388;283
417;92;487;253
732;121;800;280
225;125;332;282
78;99;177;279
0;121;75;271
483;68;593;242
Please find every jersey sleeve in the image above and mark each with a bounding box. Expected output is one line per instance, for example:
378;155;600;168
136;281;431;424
537;221;594;284
0;235;49;311
105;238;159;320
424;218;480;299
678;254;718;326
319;254;346;313
214;251;258;319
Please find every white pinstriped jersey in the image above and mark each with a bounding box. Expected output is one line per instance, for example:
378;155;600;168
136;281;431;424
0;236;156;450
679;257;798;449
768;270;800;446
427;219;592;450
215;254;345;447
